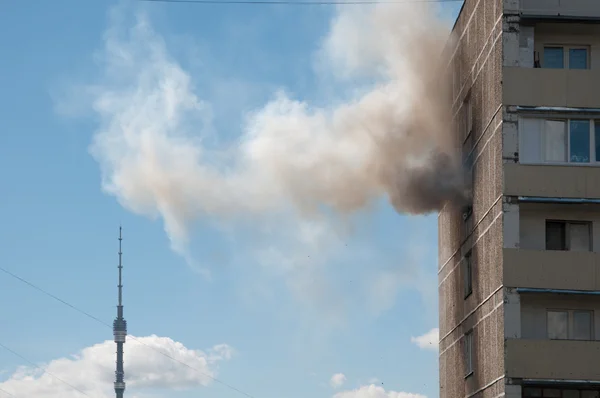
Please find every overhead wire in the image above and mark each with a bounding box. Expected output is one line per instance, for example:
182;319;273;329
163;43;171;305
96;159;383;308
0;341;91;397
0;265;257;398
137;0;462;5
0;387;16;397
0;0;462;395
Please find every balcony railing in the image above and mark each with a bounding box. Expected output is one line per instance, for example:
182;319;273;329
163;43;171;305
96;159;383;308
504;248;600;290
503;67;600;108
520;0;600;19
506;339;600;380
504;163;600;199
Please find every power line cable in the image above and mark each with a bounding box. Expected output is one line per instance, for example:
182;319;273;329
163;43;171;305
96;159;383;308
138;0;462;5
0;266;257;398
0;342;91;397
0;387;16;397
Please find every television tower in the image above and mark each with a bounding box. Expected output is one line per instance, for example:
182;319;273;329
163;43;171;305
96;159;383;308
113;227;127;398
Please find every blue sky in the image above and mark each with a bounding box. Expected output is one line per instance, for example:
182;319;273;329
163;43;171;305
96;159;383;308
0;1;462;397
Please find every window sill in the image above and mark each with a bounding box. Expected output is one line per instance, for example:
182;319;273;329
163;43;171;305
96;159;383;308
548;338;598;342
464;291;472;300
464;371;473;379
519;162;600;167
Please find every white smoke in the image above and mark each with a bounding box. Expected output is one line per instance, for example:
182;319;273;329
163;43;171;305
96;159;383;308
88;3;463;254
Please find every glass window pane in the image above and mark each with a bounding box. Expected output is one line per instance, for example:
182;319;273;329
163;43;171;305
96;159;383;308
570;120;591;163
570;48;589;69
464;255;472;297
569;223;590;252
547;311;568;339
582;391;600;398
464;332;472;374
524;388;543;397
595;122;600;162
520;118;543;163
573;311;593;340
545;120;567;162
564;390;581;398
546;221;566;250
544;47;565;68
544;389;562;398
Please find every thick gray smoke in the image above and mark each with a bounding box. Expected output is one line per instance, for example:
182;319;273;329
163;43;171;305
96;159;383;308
89;3;465;251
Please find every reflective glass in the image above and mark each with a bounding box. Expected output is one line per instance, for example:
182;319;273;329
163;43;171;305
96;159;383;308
570;120;590;163
570;48;588;69
544;47;564;68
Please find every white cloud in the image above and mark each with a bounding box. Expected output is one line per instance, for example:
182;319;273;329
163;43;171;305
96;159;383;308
0;335;233;398
410;328;439;351
334;384;426;398
330;373;347;388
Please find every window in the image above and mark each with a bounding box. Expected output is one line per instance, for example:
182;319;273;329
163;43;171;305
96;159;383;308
547;310;568;339
573;311;593;340
464;331;473;377
547;309;594;340
463;95;472;140
519;118;600;164
462;205;473;238
463;132;474;172
545;221;591;252
524;387;600;398
463;252;472;298
543;45;590;69
595;123;600;162
570;120;592;162
544;47;564;68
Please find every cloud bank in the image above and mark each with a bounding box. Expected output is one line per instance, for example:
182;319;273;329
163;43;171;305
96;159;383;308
330;372;347;388
410;328;439;351
335;384;427;398
0;336;232;398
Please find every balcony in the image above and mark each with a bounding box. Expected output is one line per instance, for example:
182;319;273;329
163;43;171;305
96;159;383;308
504;248;600;290
506;339;600;380
503;67;600;108
504;163;600;198
519;0;600;19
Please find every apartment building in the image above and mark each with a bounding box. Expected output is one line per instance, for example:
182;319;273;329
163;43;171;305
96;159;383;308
439;1;600;397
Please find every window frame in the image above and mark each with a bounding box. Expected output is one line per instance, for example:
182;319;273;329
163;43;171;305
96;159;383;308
464;330;473;378
545;220;593;252
573;310;594;341
524;386;600;398
547;309;569;340
546;309;595;341
463;251;473;299
543;45;591;69
465;95;472;140
519;117;600;166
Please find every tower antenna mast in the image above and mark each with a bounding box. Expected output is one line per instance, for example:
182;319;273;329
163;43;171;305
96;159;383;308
113;227;127;398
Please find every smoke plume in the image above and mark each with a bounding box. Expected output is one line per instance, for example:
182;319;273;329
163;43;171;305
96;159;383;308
89;3;464;251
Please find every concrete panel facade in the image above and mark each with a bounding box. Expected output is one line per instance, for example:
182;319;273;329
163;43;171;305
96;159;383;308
504;248;600;290
439;0;504;397
520;293;600;339
503;67;600;108
505;338;600;379
520;0;600;19
504;164;600;198
443;0;600;395
519;203;600;251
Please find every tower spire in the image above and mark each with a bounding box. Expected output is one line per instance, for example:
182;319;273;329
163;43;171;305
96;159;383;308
113;226;127;398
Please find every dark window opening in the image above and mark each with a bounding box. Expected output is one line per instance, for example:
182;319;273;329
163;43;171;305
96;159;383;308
463;252;472;299
524;386;600;398
545;220;592;252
